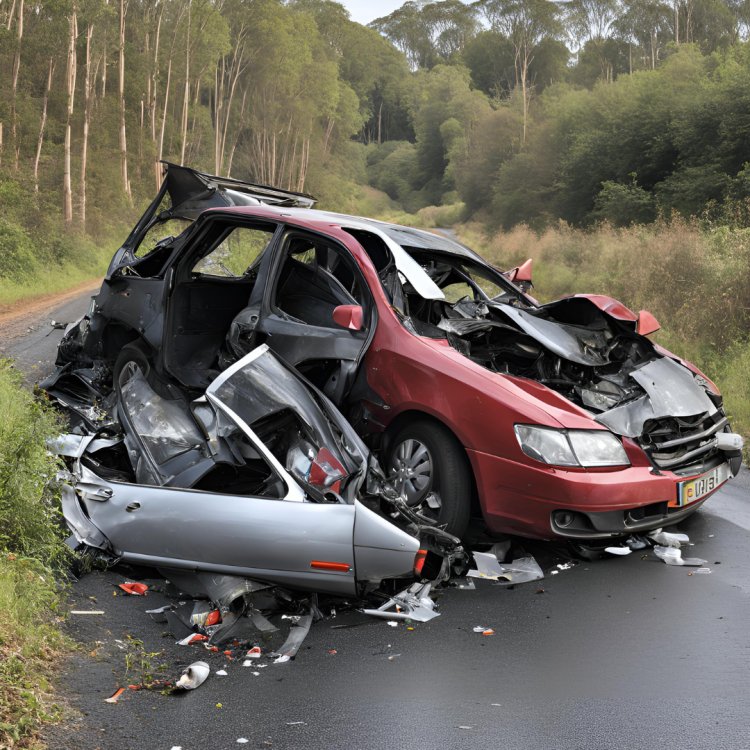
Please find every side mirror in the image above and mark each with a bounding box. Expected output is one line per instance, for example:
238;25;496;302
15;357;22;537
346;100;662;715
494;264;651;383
503;258;533;292
332;304;364;331
637;309;661;336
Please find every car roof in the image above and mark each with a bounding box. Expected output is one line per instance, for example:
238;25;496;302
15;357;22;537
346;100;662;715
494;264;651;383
208;205;489;266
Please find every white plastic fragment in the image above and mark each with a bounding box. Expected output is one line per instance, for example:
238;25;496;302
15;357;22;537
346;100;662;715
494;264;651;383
467;552;544;583
70;610;105;615
215;669;228;676
363;582;440;622
693;567;712;574
237;740;249;745
274;654;291;664
556;562;574;571
472;626;486;633
175;661;210;690
387;621;399;627
605;546;632;556
286;721;307;725
653;545;707;567
649;530;690;548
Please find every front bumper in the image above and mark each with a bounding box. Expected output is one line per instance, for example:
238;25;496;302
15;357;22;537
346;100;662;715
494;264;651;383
468;448;734;540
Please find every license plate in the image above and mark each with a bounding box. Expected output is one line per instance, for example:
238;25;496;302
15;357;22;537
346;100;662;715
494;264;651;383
674;463;731;508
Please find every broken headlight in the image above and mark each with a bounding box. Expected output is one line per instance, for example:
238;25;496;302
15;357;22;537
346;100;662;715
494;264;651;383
514;425;630;467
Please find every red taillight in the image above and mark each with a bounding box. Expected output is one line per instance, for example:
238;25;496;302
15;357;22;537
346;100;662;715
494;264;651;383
309;447;347;495
414;549;428;576
310;560;351;572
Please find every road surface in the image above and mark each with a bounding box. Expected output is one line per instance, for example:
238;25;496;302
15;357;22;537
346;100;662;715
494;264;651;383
5;287;749;750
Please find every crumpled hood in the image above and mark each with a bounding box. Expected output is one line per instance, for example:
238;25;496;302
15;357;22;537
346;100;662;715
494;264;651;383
594;357;717;438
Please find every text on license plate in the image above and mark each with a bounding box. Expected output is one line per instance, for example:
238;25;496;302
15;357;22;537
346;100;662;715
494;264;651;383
674;463;731;508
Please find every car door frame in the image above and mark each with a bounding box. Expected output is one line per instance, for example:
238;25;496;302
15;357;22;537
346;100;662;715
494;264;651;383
254;226;378;403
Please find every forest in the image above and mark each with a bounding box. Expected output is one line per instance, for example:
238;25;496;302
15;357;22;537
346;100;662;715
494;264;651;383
3;0;750;240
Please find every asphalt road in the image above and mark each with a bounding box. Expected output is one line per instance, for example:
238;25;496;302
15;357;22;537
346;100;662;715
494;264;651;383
5;289;750;750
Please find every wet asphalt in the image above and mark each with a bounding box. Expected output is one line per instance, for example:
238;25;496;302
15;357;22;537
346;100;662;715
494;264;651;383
4;290;750;750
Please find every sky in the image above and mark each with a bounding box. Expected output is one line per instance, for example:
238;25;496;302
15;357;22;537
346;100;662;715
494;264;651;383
339;0;407;25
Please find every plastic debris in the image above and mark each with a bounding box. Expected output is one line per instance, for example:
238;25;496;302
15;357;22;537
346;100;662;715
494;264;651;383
145;604;175;622
118;582;148;596
605;546;632;556
556;562;574;571
482;628;494;636
105;687;126;703
237;740;249;745
175;661;210;690
653;545;706;567
70;610;105;615
363;582;439;622
467;552;544;584
649;530;689;548
693;567;712;575
215;669;228;676
387;620;399;627
625;535;649;550
176;633;209;646
472;625;487;632
245;646;262;658
286;721;307;726
271;612;313;662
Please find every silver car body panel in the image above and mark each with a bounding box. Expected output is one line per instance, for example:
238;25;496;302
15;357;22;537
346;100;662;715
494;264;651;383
596;357;718;438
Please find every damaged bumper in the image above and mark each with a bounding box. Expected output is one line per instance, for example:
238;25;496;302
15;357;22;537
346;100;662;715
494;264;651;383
470;448;738;540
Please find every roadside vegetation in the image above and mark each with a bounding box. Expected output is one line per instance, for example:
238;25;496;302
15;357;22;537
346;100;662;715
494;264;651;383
0;362;70;748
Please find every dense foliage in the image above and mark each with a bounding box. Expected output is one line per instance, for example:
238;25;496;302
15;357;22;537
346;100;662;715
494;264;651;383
2;0;750;250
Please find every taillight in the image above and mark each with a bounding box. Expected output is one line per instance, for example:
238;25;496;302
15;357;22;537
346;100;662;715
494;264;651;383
309;447;347;495
413;549;428;576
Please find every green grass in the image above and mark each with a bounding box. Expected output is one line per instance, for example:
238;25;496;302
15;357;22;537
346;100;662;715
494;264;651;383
0;555;69;749
0;362;72;748
0;237;112;309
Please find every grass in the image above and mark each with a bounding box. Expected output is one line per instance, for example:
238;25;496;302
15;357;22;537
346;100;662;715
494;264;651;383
0;555;69;749
0;362;72;748
0;236;112;310
452;219;750;456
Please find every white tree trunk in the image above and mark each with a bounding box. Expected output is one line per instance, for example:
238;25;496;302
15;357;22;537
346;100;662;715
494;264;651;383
119;0;132;202
63;12;78;226
33;57;54;194
80;24;93;227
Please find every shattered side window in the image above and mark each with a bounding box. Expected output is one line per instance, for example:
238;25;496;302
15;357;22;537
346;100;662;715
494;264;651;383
192;226;274;278
135;219;193;259
120;368;205;465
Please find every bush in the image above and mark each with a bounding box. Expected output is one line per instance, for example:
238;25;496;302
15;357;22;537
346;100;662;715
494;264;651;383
0;220;39;282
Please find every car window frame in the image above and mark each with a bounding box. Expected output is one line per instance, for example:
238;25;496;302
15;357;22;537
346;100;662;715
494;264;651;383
266;228;372;330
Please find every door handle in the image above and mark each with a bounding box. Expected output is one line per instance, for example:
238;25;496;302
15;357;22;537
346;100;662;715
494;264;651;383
125;502;141;512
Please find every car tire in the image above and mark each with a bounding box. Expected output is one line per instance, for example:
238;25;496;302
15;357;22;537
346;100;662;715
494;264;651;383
113;342;151;395
386;419;472;538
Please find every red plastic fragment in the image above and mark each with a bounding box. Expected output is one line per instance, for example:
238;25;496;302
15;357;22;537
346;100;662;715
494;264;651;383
118;582;148;596
105;687;126;703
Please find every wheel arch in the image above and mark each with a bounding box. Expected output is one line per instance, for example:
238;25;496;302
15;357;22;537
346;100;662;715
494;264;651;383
382;409;481;517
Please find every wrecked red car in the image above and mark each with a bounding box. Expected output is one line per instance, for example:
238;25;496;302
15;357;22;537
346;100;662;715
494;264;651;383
48;163;743;541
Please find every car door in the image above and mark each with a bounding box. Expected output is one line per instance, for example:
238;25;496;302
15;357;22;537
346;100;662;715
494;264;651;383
76;474;359;595
254;230;376;403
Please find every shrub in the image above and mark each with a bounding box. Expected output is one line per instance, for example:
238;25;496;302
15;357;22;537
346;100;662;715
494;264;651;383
0;220;38;282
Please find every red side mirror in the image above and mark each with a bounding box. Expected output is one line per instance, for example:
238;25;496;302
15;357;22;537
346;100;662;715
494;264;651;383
332;305;364;331
502;258;533;291
637;310;661;336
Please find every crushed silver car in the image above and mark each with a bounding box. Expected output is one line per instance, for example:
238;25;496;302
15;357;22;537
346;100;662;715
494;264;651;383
52;344;442;598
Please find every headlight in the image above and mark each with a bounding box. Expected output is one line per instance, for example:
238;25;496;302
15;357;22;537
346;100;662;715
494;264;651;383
514;425;629;467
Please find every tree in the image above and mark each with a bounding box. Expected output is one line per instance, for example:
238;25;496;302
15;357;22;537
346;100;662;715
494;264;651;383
477;0;563;142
